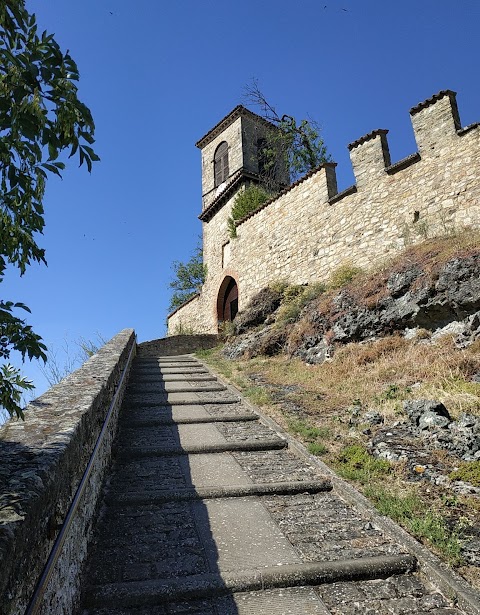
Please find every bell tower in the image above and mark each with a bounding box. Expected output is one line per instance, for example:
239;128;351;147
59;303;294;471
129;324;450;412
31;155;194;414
196;106;289;214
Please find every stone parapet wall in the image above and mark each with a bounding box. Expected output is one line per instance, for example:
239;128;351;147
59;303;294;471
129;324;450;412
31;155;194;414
168;90;480;334
167;294;214;334
0;329;136;615
138;334;218;356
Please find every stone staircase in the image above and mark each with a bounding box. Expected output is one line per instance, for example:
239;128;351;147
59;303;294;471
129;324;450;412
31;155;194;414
78;355;472;614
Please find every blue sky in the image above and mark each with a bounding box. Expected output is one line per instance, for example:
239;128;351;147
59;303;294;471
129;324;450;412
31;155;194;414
3;0;480;400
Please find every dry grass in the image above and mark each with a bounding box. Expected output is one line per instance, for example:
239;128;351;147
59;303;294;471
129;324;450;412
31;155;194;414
195;230;480;584
259;335;480;422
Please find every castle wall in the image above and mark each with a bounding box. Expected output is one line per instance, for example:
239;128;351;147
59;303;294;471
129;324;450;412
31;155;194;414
168;91;480;335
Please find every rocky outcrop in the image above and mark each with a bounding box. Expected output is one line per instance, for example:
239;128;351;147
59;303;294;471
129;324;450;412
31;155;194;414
233;287;283;334
224;251;480;362
292;254;480;363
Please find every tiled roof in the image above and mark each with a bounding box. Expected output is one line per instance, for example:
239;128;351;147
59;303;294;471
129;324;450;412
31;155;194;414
409;90;456;115
195;105;275;149
348;129;388;151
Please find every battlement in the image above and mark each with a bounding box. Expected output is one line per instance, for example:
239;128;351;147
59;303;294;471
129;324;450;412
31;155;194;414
168;88;480;336
232;89;479;220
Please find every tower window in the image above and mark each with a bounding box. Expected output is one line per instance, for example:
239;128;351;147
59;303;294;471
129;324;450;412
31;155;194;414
214;141;229;186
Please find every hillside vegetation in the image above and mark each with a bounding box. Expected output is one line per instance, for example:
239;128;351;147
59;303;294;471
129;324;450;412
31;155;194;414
197;230;480;589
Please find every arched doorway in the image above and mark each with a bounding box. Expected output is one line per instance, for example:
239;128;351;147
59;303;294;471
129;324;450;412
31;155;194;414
217;276;238;323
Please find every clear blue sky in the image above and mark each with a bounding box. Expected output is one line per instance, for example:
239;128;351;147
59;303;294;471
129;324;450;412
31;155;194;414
4;0;480;399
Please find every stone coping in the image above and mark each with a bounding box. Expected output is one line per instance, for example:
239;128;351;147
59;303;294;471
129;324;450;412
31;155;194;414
0;328;136;614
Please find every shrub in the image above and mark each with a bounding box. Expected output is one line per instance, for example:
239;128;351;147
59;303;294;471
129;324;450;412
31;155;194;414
328;263;363;289
228;185;273;238
276;283;326;324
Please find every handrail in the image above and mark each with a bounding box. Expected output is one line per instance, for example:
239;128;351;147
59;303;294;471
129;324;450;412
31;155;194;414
24;336;136;615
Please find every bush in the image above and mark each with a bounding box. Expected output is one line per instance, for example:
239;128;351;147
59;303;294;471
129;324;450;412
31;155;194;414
328;263;363;289
276;283;326;324
228;185;272;238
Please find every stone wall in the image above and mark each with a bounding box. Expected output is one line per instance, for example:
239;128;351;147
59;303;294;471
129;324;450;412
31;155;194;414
168;90;480;335
0;329;136;615
137;333;218;356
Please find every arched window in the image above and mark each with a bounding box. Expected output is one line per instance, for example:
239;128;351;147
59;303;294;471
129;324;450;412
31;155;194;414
214;141;229;187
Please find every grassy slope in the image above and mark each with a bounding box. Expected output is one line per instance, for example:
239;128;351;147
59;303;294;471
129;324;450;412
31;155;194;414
197;231;480;588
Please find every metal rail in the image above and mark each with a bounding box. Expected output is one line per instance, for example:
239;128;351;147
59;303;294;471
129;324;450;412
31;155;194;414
24;337;136;615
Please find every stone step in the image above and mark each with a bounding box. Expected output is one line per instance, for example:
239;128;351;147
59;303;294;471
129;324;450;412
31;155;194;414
83;554;417;609
135;360;201;369
127;382;226;394
106;479;332;505
121;413;258;427
132;366;209;375
81;586;332;614
119;403;255;423
116;420;276;450
132;374;217;383
135;355;198;362
116;438;287;459
125;391;240;406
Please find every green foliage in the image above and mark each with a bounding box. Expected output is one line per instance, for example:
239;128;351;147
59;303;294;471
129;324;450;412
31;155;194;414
307;442;328;456
364;486;464;564
169;241;207;311
376;383;412;402
328;263;363;289
243;385;272;406
244;79;331;185
276;114;329;182
228;185;272;238
0;363;33;419
275;283;326;324
334;444;391;484
0;1;98;418
449;461;480;487
287;417;331;441
287;417;330;456
268;280;289;294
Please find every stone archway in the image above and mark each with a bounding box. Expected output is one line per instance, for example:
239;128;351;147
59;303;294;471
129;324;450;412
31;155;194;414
217;276;238;323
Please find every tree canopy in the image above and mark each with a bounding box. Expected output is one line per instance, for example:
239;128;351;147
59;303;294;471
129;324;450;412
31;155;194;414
168;242;207;312
0;0;99;418
244;79;330;185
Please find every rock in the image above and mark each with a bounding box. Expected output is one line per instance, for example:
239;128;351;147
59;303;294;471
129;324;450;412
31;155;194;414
296;339;331;364
418;410;451;430
462;535;480;567
363;411;384;426
431;320;467;341
292;254;480;358
233;287;283;334
456;413;480;430
403;399;451;428
387;266;421;297
456;310;480;347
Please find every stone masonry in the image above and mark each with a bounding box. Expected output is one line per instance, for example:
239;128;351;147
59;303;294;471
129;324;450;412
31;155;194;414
168;90;480;334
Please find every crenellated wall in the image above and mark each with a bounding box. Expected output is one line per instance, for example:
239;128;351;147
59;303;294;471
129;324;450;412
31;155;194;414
167;90;480;335
0;329;136;615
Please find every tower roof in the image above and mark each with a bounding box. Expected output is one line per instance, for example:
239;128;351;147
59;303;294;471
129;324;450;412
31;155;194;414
195;105;275;149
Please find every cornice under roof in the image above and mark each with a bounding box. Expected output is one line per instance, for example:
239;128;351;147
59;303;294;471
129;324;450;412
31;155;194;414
195;105;275;149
